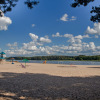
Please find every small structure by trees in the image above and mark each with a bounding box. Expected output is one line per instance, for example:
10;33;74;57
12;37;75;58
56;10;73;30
0;52;6;63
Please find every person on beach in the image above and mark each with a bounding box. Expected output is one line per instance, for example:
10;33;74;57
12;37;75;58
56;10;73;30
43;60;46;64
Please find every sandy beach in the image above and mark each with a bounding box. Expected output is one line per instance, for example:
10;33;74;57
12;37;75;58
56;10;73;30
0;62;100;100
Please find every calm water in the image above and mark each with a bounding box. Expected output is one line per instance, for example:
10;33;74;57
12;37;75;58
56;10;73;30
14;60;100;65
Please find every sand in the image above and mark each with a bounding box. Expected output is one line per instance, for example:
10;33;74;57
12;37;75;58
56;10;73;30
0;62;100;77
0;62;100;100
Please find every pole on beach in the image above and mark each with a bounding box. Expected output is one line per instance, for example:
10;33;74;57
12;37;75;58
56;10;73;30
11;58;14;64
25;62;26;66
23;59;28;67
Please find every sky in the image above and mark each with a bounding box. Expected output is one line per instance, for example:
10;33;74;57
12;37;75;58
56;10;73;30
0;0;100;57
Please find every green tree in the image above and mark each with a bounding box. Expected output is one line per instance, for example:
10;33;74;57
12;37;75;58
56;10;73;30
71;0;100;22
0;0;39;17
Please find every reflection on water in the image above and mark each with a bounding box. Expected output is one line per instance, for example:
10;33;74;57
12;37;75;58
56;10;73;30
10;60;100;65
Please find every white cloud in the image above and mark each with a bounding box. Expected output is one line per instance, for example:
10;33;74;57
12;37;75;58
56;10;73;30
52;33;74;38
70;16;77;21
13;42;17;46
83;34;90;38
28;46;37;51
7;43;12;47
7;42;17;47
32;24;35;27
89;42;95;51
52;33;90;39
39;37;51;43
0;11;12;31
74;34;89;39
52;32;61;37
75;35;83;39
22;33;52;51
22;42;36;50
7;42;18;50
29;33;38;41
95;35;99;38
5;33;100;56
86;26;97;34
86;23;100;35
29;33;52;43
60;13;76;22
64;34;73;38
68;37;82;44
60;14;68;21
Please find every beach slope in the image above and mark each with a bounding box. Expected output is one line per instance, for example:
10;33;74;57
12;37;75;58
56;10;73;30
0;63;100;100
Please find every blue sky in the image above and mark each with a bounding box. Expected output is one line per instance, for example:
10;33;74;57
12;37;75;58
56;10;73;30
0;0;100;57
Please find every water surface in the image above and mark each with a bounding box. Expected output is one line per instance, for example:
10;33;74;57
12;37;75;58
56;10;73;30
15;60;100;65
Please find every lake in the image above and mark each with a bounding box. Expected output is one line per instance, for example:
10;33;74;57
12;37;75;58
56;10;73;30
13;60;100;65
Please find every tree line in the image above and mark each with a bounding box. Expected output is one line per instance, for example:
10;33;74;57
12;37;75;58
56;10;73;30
6;55;100;61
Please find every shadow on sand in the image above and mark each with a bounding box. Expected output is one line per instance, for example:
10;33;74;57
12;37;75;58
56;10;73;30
57;66;77;68
0;72;100;100
87;67;100;69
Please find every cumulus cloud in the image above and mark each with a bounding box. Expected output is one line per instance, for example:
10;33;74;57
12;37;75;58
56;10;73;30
39;37;51;43
86;23;100;35
89;42;95;51
5;33;52;56
0;11;12;31
5;49;32;57
52;33;90;39
52;33;90;48
64;34;73;38
22;33;51;51
27;45;37;51
29;33;38;41
95;35;99;38
75;35;83;39
60;13;76;22
50;33;100;55
86;26;97;34
22;42;37;50
68;37;82;44
60;14;68;21
67;34;90;45
7;42;18;50
83;34;90;38
52;32;62;37
7;42;17;47
5;32;100;57
75;34;89;39
29;33;52;44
